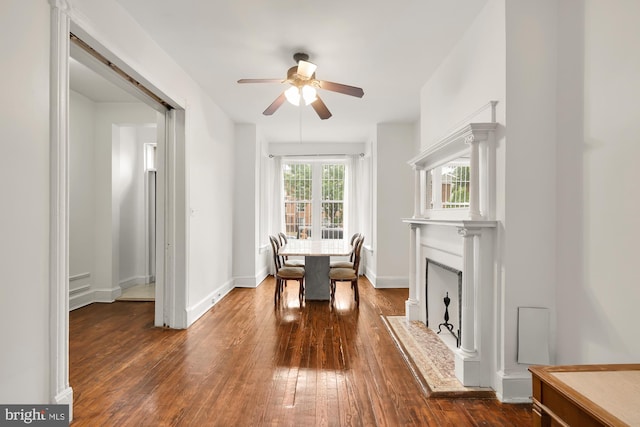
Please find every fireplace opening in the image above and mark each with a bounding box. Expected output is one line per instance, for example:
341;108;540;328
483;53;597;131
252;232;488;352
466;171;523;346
425;258;462;348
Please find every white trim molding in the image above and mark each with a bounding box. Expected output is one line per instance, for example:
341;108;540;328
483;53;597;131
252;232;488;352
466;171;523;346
373;276;409;288
234;269;269;288
186;279;235;326
494;370;533;403
49;0;73;416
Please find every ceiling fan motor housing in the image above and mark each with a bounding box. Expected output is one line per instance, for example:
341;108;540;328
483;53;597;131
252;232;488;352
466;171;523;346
293;52;310;63
287;66;317;87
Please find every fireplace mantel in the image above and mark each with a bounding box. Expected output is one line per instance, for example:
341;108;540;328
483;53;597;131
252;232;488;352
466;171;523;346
405;109;499;389
403;218;497;229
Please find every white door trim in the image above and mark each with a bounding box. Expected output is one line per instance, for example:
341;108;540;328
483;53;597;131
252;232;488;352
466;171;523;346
49;0;73;411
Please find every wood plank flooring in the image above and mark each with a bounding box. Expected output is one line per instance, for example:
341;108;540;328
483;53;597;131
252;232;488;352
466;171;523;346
70;276;532;426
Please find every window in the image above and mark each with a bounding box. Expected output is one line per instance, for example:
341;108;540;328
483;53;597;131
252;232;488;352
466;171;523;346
283;160;345;239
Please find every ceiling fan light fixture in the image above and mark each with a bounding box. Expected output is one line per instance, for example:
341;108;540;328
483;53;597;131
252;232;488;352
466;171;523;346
302;85;317;105
285;86;301;106
285;85;317;106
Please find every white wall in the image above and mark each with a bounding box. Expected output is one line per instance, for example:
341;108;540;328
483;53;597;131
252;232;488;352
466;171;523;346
420;1;505;149
93;103;157;298
502;0;558;398
0;0;51;404
118;125;156;287
69;91;96;292
373;123;415;287
184;94;235;318
233;124;264;287
556;0;640;364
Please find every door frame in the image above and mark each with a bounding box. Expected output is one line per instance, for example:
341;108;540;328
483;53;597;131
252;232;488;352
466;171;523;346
49;0;187;414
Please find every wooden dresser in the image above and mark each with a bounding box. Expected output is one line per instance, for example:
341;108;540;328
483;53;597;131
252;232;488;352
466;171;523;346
529;364;640;426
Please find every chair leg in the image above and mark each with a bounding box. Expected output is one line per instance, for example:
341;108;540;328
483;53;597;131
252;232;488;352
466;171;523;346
274;278;280;304
298;278;305;303
353;279;360;306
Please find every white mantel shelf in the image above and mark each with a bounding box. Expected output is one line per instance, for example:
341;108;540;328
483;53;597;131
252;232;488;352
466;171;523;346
403;218;497;228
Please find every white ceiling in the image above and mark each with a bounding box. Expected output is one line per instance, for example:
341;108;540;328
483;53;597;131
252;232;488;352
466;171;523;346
79;0;488;143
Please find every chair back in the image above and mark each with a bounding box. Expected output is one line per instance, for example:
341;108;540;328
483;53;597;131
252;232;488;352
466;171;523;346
269;235;283;273
352;235;365;275
278;232;288;246
348;233;361;262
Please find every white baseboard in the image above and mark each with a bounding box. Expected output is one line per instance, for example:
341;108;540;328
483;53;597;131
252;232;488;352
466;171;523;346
54;386;73;421
93;287;122;303
494;370;533;403
373;276;409;288
69;289;94;311
364;267;376;286
186;279;235;326
119;275;148;289
234;268;269;288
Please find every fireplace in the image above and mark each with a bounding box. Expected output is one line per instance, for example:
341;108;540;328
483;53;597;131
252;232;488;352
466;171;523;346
425;258;461;348
403;118;498;388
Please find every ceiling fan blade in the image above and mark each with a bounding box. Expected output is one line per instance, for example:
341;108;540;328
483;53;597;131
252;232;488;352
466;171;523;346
238;78;283;84
263;92;287;116
296;60;317;79
318;80;364;98
311;96;332;120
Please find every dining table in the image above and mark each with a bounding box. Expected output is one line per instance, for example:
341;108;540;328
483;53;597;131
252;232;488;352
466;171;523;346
278;239;353;300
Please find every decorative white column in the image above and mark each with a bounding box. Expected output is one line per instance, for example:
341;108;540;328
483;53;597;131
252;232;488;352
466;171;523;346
466;135;481;220
458;227;479;355
412;165;421;218
405;223;421;321
424;169;432;217
455;226;482;386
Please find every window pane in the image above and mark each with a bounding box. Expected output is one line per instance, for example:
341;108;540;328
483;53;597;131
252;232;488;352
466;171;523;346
283;163;312;239
321;164;344;239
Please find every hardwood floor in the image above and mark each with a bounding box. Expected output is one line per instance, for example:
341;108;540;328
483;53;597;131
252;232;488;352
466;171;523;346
70;276;532;426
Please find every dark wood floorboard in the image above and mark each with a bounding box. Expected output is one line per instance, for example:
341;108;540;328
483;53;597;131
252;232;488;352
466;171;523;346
70;276;531;426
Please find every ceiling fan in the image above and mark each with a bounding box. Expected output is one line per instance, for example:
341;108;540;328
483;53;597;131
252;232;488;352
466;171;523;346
237;53;364;120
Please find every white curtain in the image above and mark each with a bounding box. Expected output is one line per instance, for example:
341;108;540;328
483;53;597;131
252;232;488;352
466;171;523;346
344;155;355;240
269;156;284;236
344;154;367;241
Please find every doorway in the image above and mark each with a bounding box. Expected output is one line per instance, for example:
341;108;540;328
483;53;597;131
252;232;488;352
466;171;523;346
49;7;188;413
